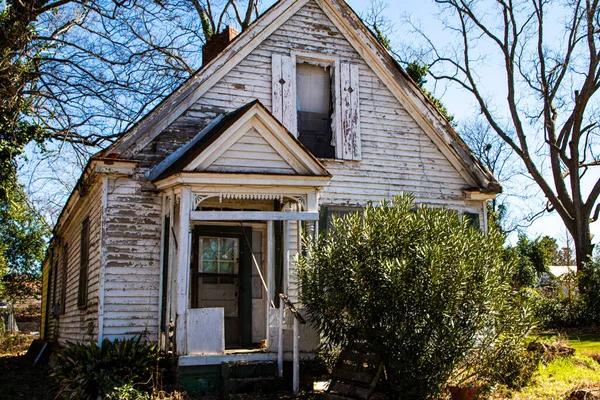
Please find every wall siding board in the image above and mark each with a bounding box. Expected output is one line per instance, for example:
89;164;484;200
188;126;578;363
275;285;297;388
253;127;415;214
102;174;162;342
52;180;103;345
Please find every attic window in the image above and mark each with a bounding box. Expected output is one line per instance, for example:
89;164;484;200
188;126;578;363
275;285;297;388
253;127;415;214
272;54;361;161
296;63;335;159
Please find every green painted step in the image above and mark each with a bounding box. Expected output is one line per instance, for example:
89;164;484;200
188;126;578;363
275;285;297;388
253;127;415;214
224;376;284;396
221;360;279;379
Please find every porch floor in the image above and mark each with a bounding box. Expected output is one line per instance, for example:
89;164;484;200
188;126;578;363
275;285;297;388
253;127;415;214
179;351;276;366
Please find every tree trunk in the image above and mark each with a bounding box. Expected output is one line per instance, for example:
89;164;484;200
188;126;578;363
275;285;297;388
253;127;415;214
572;217;595;295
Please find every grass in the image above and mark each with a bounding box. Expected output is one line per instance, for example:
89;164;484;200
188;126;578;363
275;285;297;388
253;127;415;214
494;331;600;399
495;356;600;399
567;333;600;354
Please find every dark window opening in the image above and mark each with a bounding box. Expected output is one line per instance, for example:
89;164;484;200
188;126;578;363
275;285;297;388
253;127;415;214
319;206;363;233
463;212;481;229
296;63;335;159
78;217;90;309
60;243;68;314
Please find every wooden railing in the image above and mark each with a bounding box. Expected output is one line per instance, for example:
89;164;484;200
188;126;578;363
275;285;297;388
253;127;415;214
278;293;306;394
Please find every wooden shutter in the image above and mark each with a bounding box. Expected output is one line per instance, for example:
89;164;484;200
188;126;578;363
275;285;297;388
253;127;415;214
78;217;90;308
60;243;68;314
340;62;361;160
271;54;295;134
51;247;59;312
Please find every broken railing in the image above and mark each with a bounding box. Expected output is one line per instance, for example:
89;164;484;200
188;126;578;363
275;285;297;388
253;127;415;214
278;293;306;395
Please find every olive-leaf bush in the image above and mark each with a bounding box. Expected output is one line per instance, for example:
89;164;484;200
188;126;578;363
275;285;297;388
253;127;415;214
52;336;161;399
298;195;536;399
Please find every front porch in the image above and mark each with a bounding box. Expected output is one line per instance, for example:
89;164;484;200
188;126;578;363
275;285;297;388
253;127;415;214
156;177;327;368
145;101;331;394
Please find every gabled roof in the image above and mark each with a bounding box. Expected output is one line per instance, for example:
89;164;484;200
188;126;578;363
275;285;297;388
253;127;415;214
102;0;501;194
148;100;330;182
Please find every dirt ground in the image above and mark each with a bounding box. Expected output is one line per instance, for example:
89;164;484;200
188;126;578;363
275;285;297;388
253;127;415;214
0;353;53;400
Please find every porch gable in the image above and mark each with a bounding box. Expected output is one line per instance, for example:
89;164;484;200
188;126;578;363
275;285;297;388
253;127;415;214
148;100;330;183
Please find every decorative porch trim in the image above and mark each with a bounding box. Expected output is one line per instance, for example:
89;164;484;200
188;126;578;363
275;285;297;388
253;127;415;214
190;211;319;221
193;193;307;209
154;173;331;190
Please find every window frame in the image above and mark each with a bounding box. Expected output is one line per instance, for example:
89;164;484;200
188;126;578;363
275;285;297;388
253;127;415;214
462;211;481;230
291;51;343;160
319;205;363;234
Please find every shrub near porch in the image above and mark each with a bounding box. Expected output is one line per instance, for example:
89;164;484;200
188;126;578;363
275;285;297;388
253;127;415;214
298;195;536;399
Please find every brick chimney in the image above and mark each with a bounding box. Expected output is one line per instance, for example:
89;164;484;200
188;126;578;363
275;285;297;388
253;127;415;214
202;26;239;66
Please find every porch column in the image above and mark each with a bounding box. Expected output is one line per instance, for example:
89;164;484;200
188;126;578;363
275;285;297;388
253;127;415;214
175;186;192;354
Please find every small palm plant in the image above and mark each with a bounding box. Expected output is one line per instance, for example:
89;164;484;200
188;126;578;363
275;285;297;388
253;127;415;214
52;335;161;399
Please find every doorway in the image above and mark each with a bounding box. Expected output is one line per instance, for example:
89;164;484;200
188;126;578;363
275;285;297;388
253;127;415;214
190;225;252;348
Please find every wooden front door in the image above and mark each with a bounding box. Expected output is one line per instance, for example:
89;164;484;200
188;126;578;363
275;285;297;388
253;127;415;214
191;226;252;349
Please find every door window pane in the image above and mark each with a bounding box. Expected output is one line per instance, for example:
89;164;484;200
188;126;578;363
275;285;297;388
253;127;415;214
221;239;236;260
199;237;239;275
203;261;218;274
220;262;234;274
202;238;218;260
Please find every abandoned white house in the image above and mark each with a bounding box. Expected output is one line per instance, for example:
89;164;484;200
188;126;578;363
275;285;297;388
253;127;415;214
40;0;500;394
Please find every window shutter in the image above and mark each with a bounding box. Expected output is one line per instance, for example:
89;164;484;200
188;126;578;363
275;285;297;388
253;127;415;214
60;243;68;315
78;217;90;308
340;62;361;160
271;54;295;134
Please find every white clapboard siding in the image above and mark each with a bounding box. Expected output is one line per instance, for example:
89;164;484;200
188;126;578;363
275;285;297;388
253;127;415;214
205;128;296;174
287;220;300;304
171;0;478;212
54;179;103;345
102;174;162;341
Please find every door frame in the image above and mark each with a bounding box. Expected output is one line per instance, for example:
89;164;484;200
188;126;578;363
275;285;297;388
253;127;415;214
190;225;253;348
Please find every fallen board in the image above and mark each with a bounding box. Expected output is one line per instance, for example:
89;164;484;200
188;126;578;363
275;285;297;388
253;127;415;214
323;342;384;400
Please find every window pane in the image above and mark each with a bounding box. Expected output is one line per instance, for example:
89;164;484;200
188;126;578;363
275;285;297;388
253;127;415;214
220;238;236;260
203;261;217;273
202;238;218;260
220;262;234;274
297;63;335;159
297;64;331;114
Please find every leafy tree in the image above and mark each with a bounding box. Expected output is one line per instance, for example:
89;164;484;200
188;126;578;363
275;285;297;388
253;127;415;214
419;0;600;274
506;235;554;287
298;195;535;399
0;182;50;305
405;61;455;126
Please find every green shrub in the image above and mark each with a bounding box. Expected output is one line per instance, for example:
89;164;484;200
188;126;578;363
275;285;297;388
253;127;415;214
298;195;537;399
580;258;600;324
52;336;160;399
535;292;587;329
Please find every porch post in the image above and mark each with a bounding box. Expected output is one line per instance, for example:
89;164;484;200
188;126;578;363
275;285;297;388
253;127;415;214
175;186;192;355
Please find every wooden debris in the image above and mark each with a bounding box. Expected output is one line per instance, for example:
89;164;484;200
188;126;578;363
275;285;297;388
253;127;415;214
527;341;575;362
323;342;385;400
